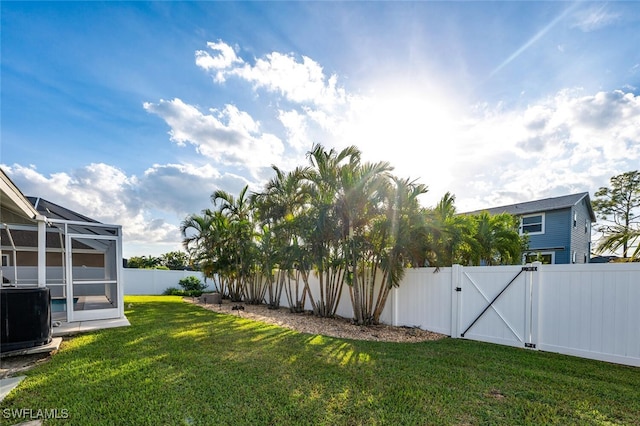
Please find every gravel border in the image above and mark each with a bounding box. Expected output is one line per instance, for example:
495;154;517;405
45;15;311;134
186;297;446;343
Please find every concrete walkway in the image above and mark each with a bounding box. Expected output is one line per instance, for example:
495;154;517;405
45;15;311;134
0;375;26;402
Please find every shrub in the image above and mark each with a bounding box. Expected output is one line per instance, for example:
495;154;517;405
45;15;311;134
178;276;207;292
162;287;203;297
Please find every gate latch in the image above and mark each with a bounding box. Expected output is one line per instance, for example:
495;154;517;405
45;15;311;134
455;287;462;292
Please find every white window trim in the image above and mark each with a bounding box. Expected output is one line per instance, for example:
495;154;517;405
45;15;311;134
520;212;545;236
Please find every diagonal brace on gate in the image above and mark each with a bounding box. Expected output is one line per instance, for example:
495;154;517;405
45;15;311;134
461;266;537;338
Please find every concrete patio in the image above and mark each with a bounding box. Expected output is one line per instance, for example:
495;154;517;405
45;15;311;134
52;316;130;337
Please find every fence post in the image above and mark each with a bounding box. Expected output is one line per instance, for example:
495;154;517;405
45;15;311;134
450;264;462;338
524;263;534;349
529;261;541;350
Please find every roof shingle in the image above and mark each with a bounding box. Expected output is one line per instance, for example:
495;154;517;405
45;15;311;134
462;192;596;221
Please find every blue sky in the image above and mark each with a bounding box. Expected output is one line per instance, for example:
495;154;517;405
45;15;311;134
2;1;639;258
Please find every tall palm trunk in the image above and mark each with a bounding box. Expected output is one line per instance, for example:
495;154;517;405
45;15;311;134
283;269;306;312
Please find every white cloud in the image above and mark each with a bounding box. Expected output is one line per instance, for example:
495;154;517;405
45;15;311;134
329;87;639;213
139;162;253;216
195;40;244;82
143;41;640;247
1;162;255;257
149;41;364;178
455;89;640;211
512;89;640;168
571;90;639;130
195;41;349;112
572;4;620;32
234;53;347;109
6;163;137;218
1;163;178;246
278;109;309;152
143;98;285;177
7;83;640;259
0;159;271;256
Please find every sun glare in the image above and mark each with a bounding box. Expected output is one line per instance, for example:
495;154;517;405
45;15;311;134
340;88;460;206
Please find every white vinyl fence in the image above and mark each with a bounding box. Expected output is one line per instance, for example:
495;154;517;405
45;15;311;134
381;262;640;367
280;262;640;367
123;269;209;295
124;263;640;367
535;263;640;367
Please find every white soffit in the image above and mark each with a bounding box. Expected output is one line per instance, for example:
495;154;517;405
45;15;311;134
0;168;39;221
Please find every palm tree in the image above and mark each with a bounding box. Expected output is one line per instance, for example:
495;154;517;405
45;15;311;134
180;209;214;262
254;166;315;311
336;159;393;324
370;176;429;324
469;212;523;266
183;144;517;325
305;143;361;317
596;226;640;261
303;143;431;324
180;209;232;295
423;192;474;267
211;185;256;302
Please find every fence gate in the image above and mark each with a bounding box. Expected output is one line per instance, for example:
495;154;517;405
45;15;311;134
455;264;538;349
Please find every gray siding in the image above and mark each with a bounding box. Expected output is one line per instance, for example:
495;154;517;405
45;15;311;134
570;198;592;263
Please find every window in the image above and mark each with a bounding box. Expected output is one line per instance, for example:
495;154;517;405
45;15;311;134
573;212;577;228
585;219;588;234
524;252;554;264
1;254;8;267
572;251;577;263
521;213;544;235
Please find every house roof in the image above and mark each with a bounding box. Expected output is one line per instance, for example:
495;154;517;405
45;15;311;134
0;176;118;254
0;169;40;224
463;192;597;222
26;197;120;242
26;197;101;223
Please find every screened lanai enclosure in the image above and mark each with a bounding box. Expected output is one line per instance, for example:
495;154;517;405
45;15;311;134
1;187;124;323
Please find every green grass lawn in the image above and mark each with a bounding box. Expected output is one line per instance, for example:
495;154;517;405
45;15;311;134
1;296;639;425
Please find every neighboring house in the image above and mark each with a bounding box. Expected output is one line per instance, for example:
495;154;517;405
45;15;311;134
463;192;596;264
